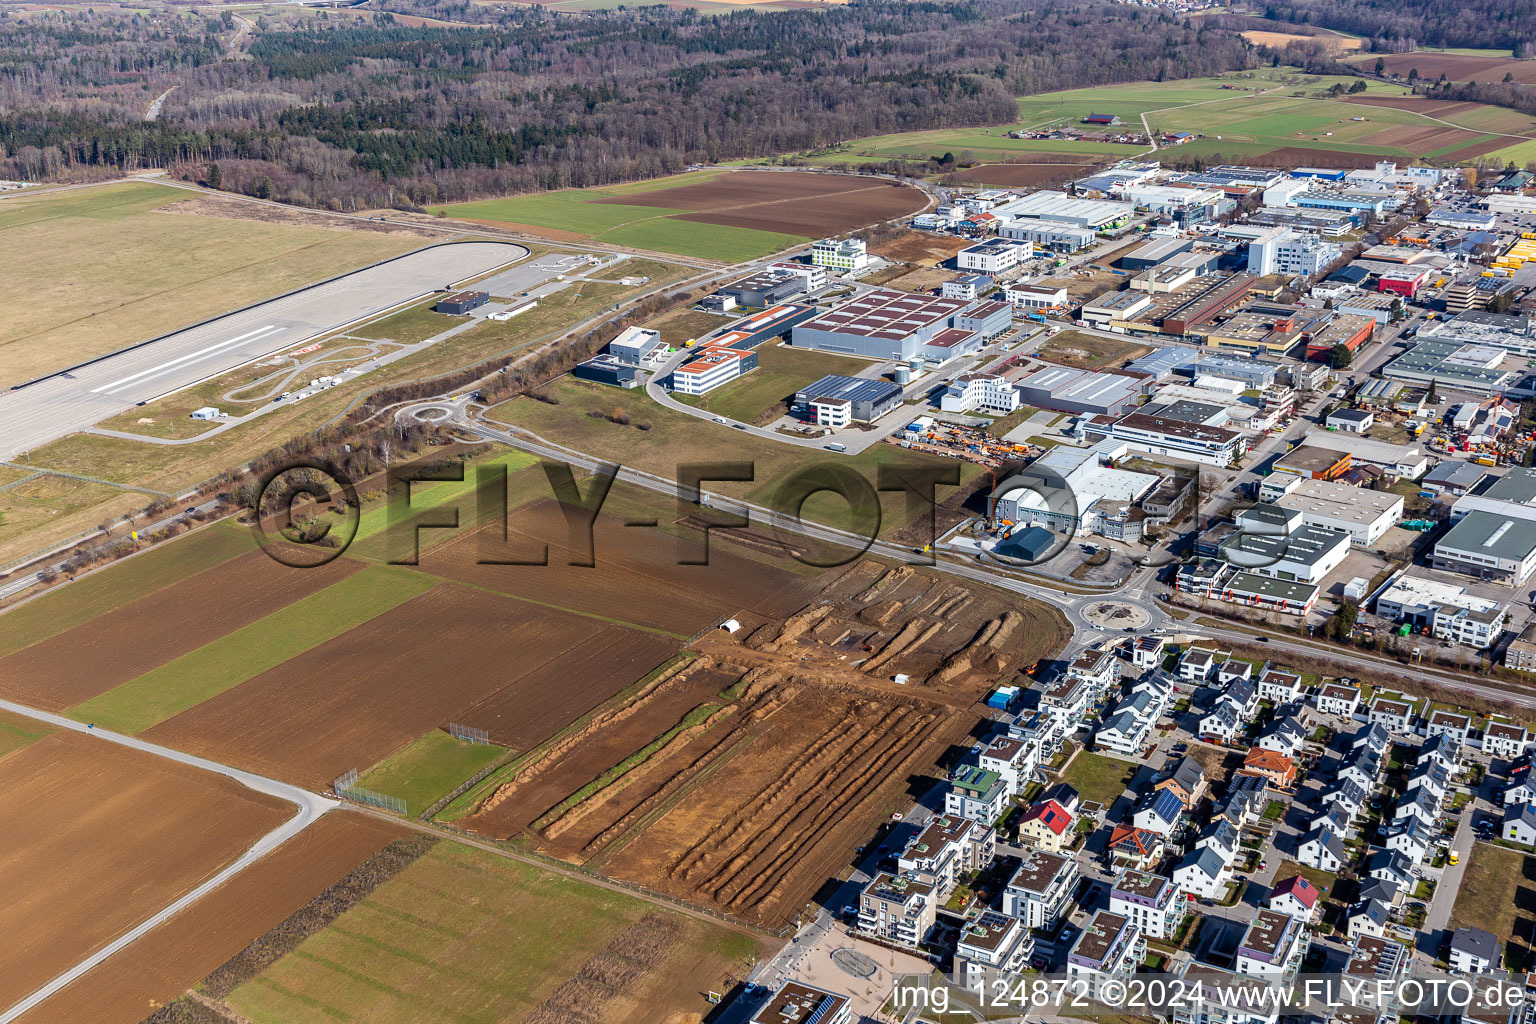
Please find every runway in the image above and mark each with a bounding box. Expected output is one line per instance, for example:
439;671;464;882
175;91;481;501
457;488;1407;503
0;240;527;458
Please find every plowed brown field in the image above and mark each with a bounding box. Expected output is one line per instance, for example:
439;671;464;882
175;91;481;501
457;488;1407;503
16;813;404;1024
1363;52;1536;85
0;732;291;1012
143;583;677;785
417;499;819;635
0;551;359;711
950;161;1097;187
1254;147;1388;169
592;170;927;235
1342;95;1486;116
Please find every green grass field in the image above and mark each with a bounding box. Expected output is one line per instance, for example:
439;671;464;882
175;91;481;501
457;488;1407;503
1061;750;1136;806
355;729;506;815
432;173;808;262
0;181;420;384
0;522;253;659
688;343;876;423
224;841;763;1024
0;711;50;762
66;564;436;734
492;375;981;539
352;451;540;544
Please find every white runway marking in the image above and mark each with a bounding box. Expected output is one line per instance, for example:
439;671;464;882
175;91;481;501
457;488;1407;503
91;324;283;396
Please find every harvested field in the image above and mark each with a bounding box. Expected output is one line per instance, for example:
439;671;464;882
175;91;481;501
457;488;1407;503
1438;136;1514;160
950;161;1097;188
1361;52;1536;85
0;551;360;711
1252;146;1389;169
1360;124;1479;148
868;230;973;266
0;732;291;1012
417;498;819;636
220;841;767;1024
1240;29;1362;51
593;170;927;235
21;814;405;1024
143;583;676;786
1341;95;1486;116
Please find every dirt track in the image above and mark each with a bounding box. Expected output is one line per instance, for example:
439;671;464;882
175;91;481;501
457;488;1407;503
17;813;404;1024
0;551;359;711
0;732;291;1012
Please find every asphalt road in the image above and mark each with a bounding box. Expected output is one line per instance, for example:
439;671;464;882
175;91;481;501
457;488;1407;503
0;240;528;459
0;698;335;1024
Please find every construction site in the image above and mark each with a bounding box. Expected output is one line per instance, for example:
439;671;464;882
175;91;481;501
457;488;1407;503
454;559;1067;928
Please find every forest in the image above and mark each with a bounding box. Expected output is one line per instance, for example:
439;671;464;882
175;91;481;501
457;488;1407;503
1261;0;1536;54
0;1;1254;209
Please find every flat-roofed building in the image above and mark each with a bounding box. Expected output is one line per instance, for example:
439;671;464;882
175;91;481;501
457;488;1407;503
1221;523;1350;585
1066;911;1145;999
1082;289;1154;326
941;372;1020;414
1272;445;1351;482
1236;907;1310;981
1433;510;1536;586
996;190;1134;230
1014;365;1144;416
794;374;903;423
1376;573;1506;648
959;237;1033;274
898;814;995;899
1274;479;1403;546
1109;869;1187;939
1122;237;1195;272
1106;412;1246;467
1005;283;1069;311
750;982;853;1024
791;288;983;361
955;911;1034;994
857;872;935;947
668;345;758;395
1003;848;1078;929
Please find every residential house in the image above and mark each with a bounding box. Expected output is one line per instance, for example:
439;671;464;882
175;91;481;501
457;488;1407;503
1132;635;1167;670
979;734;1039;796
1156;756;1209;807
1345;936;1410;990
955;911;1034;994
1297;827;1346;872
1240;748;1298;789
1041;783;1081;815
1108;826;1166;869
1339;749;1383;792
1227;678;1261;720
1267;875;1321;922
1316;683;1362;718
1068;649;1122;701
1180;647;1225;684
1351;722;1391;756
1003;848;1078;930
1097;689;1165;756
1383;818;1433;865
1017;799;1075;851
1066;911;1145;1001
1198;819;1241;863
1345;899;1392;941
1133;788;1187;837
1485;721;1532;760
1236;908;1310;981
1406;759;1451;805
1200;701;1243;744
1214;773;1269;827
1254;714;1308;757
1172;965;1281;1024
1421;731;1463;772
1393;788;1440;830
1367;696;1416;735
898;815;996;900
1364;849;1415;889
858;872;937;947
1426;710;1472;747
1504;804;1536;846
1308;805;1354;841
1110;869;1188;940
1449;927;1502;975
947;766;1009;824
1258;669;1304;704
1356;877;1400;908
1219;660;1255;687
1174;847;1233;899
1323;778;1369;822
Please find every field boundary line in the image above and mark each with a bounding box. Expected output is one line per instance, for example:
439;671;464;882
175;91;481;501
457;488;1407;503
0;697;337;1024
0;460;171;496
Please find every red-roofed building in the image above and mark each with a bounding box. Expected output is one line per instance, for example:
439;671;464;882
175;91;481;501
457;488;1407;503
1267;875;1321;922
1018;800;1075;851
1107;826;1165;869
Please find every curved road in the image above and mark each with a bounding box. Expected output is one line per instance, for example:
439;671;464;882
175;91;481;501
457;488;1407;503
0;698;335;1024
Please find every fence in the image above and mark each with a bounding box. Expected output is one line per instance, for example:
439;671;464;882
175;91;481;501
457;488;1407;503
333;768;407;816
448;722;490;745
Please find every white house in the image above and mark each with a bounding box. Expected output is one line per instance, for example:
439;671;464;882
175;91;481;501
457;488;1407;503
1179;647;1220;683
1173;847;1232;899
946;766;1009;824
1004;848;1078;930
1485;721;1532;760
1257;669;1303;704
1199;701;1243;744
1132;636;1167;670
1504;804;1536;846
1315;683;1361;718
1296;827;1345;872
941;373;1021;414
1266;875;1321;922
1366;695;1415;735
1109;869;1188;940
955;911;1033;994
1449;927;1501;975
979;734;1039;795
